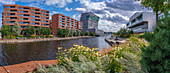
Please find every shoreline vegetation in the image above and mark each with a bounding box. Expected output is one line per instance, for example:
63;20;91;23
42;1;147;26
0;46;114;73
0;36;93;43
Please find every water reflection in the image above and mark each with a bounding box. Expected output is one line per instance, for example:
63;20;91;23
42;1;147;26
0;35;110;66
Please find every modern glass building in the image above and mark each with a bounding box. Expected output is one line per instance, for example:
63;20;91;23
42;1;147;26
80;12;101;33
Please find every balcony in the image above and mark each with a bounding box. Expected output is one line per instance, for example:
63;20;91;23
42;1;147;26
32;23;40;25
7;13;16;16
19;22;30;24
5;6;16;9
44;24;49;26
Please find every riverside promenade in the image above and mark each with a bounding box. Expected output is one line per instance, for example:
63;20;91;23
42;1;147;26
0;47;113;73
0;36;92;43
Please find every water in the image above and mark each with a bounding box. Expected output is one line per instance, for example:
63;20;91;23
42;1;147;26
0;35;111;66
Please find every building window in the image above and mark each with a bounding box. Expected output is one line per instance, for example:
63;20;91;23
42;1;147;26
86;15;89;19
60;23;64;25
5;6;10;8
32;16;35;18
19;22;23;24
6;10;10;12
19;7;23;9
31;19;35;21
20;11;24;13
7;13;10;16
19;14;23;16
43;20;47;22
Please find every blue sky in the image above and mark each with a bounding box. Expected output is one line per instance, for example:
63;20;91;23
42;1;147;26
0;0;151;32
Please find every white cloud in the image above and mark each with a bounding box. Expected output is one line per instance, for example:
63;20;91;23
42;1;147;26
74;8;86;13
73;0;151;32
65;7;72;11
0;0;18;4
45;0;72;8
49;11;59;19
72;14;81;20
52;11;59;14
75;0;91;4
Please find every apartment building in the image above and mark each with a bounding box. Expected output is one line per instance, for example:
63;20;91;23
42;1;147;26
51;14;83;35
2;4;50;34
126;12;156;33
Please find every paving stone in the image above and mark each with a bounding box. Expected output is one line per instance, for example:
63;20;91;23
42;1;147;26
4;64;27;73
34;60;58;67
17;61;38;72
0;67;7;73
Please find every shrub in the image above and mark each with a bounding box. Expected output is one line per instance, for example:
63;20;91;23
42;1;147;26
10;36;16;39
143;32;153;42
109;36;149;73
47;35;53;38
39;35;43;38
3;36;10;39
36;44;123;73
140;10;170;73
43;35;46;38
17;35;23;38
30;35;36;38
85;31;89;36
89;32;95;36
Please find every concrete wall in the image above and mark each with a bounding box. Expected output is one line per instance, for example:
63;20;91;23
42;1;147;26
143;12;156;32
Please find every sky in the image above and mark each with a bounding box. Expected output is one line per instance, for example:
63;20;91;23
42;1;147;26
0;0;152;32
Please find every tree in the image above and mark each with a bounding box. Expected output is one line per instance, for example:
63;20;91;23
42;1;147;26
140;9;170;73
37;27;42;35
90;32;95;36
66;27;70;37
76;29;80;36
12;22;22;36
25;25;36;36
46;28;51;35
80;31;84;36
85;31;89;36
70;29;74;37
117;28;127;37
57;28;63;37
136;0;168;26
1;25;11;37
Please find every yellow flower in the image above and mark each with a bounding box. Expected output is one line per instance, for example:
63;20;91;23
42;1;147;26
64;49;67;51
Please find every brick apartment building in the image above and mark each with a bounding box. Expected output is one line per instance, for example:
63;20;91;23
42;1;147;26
2;4;50;34
51;14;83;35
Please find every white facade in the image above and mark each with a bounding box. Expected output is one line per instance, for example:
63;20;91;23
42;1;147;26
127;12;156;33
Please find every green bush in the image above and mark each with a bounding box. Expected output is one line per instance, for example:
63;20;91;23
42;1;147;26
89;32;95;36
27;35;36;38
39;35;43;38
3;36;10;39
43;35;46;38
143;32;153;42
10;36;16;39
85;31;89;36
46;35;53;38
36;44;123;73
17;35;23;38
140;10;170;73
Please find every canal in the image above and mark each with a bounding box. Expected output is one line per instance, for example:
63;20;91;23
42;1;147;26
0;35;111;66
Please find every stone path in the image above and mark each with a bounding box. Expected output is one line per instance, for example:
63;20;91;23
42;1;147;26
0;60;59;73
0;36;92;43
